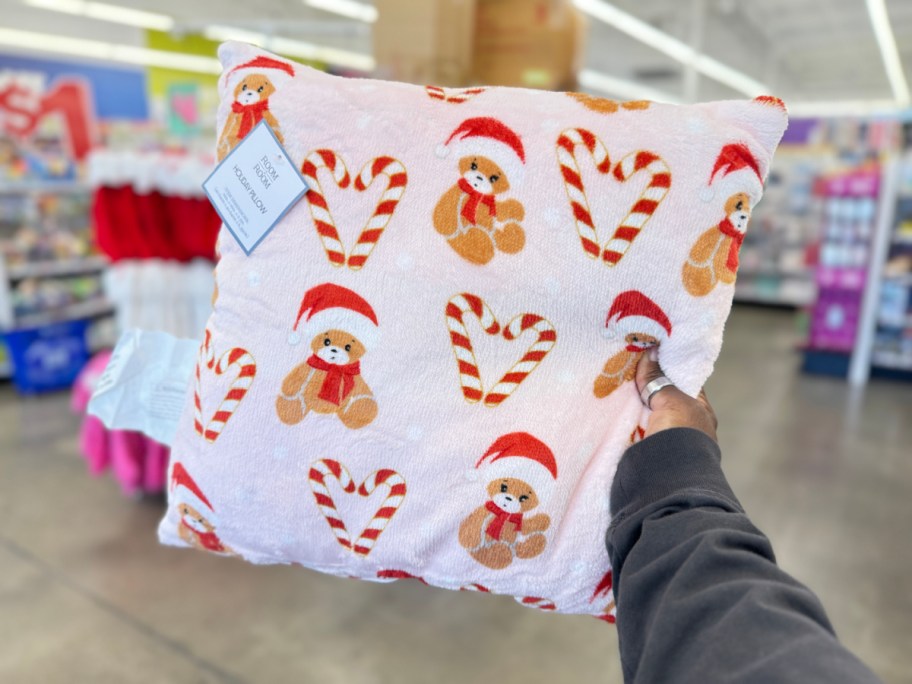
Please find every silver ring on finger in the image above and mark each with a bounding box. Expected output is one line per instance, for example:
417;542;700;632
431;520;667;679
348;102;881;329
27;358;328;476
640;376;675;409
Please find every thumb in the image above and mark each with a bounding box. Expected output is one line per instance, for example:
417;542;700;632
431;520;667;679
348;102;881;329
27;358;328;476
635;347;664;395
634;347;719;441
634;348;687;411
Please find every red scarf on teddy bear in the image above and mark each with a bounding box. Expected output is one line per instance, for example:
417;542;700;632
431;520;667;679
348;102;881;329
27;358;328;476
232;99;270;139
458;178;497;224
484;500;523;540
307;355;361;405
181;519;226;553
717;217;745;271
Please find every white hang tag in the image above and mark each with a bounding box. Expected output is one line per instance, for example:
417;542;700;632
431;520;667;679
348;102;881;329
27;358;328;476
87;329;199;446
202;120;308;255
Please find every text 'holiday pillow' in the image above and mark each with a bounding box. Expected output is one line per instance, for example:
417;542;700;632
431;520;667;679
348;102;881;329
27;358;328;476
159;42;788;619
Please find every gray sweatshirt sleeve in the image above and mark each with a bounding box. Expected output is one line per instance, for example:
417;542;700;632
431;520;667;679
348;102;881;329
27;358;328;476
606;427;881;684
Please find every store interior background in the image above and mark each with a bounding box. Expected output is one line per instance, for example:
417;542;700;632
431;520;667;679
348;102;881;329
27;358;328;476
1;0;911;682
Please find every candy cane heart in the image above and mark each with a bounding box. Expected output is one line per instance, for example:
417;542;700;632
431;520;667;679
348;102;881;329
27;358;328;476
308;459;406;557
301;149;407;270
445;293;556;407
193;329;256;443
556;128;670;266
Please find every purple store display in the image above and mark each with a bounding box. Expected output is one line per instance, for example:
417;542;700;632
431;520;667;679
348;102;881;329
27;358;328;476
805;167;880;366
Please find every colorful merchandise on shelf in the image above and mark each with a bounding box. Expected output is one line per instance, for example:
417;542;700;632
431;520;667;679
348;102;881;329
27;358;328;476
735;145;827;306
72;352;169;496
0;165;113;380
790;113;912;383
872;190;912;373
806;168;879;354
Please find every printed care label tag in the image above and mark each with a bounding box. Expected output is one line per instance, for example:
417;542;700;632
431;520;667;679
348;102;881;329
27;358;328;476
203;121;308;255
88;329;199;446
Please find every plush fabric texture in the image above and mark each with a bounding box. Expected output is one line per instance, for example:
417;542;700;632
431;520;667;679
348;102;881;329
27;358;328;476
158;41;788;617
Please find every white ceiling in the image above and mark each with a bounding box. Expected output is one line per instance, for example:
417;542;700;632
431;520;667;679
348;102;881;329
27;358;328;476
590;0;912;103
2;0;911;107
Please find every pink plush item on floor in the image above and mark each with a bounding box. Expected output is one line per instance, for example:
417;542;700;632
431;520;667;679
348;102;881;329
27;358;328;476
159;42;788;617
73;353;170;496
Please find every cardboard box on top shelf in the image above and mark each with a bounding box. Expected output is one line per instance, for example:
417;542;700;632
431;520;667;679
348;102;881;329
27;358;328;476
374;0;477;86
471;0;586;90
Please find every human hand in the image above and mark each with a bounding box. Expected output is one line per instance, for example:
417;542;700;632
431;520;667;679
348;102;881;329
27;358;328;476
635;348;718;442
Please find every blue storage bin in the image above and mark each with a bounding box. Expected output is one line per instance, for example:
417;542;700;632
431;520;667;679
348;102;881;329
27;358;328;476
4;319;91;394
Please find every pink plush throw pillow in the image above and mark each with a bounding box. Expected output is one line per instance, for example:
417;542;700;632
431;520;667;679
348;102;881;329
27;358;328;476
159;41;787;619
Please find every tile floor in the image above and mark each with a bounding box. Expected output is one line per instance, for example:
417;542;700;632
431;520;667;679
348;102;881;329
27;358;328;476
1;307;910;683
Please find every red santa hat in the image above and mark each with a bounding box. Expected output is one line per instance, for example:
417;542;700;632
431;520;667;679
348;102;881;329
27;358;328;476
604;290;672;341
753;95;786;111
437;117;526;185
475;432;558;503
171;463;217;526
223;55;296;90
294;283;379;349
705;142;764;204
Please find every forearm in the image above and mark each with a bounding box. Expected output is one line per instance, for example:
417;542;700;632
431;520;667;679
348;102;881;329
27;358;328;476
606;428;880;684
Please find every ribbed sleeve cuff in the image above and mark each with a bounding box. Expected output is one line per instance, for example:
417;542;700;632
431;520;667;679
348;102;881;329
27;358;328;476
610;427;741;518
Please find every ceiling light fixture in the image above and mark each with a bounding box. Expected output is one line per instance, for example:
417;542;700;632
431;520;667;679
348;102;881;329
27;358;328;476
572;0;768;97
0;27;220;72
578;69;680;103
20;0;375;73
787;99;901;117
24;0;175;31
865;0;910;106
304;0;378;23
203;25;375;71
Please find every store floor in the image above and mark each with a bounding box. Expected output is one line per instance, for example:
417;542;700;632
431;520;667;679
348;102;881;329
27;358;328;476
1;307;910;684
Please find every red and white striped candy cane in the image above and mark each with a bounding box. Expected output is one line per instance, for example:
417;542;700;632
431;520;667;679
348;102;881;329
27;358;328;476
603;150;671;265
425;85;486;103
301;149;351;267
352;468;406;556
193;329;256;443
376;569;428;584
425;85;446;101
308;459;406;557
445;293;500;404
309;458;356;550
516;596;557;611
556;128;670;266
557;128;612;260
348;156;408;270
484;313;557;408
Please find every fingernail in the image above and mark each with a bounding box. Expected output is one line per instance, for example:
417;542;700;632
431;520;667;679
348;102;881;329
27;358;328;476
649;348;658;362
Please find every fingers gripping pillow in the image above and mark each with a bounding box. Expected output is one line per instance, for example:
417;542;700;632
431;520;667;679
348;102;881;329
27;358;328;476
159;42;788;619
